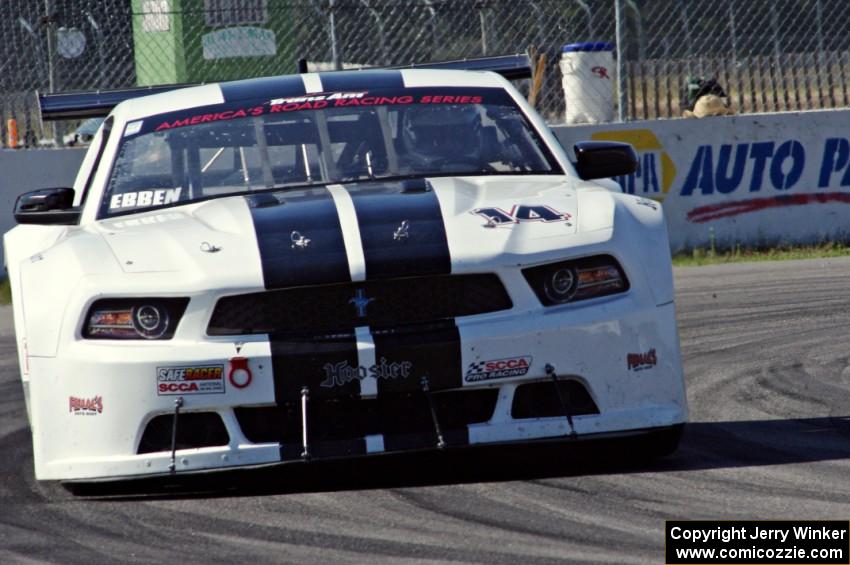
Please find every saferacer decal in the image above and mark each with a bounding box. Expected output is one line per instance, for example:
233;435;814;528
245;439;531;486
156;365;225;395
465;356;532;382
69;395;103;416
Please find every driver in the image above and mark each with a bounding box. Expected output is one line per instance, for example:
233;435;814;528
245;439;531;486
400;105;484;172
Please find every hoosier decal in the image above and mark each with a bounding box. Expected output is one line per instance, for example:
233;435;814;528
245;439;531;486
627;348;657;371
69;395;103;415
157;364;225;395
465;356;532;382
320;357;413;388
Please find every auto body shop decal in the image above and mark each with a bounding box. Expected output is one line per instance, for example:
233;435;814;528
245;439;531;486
69;395;103;415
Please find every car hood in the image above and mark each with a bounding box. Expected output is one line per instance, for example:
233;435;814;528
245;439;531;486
96;175;614;286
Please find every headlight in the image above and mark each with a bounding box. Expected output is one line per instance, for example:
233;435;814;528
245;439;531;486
83;298;189;339
523;255;629;306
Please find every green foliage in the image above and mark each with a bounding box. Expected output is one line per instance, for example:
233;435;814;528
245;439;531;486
0;278;10;305
673;241;850;267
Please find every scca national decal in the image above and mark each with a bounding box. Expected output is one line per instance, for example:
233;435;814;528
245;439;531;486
465;356;532;382
157;365;225;395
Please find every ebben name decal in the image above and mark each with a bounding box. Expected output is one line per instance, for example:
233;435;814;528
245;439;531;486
472;205;571;227
156;365;225;395
69;395;103;415
465;356;532;382
109;188;182;210
321;357;413;388
627;348;657;371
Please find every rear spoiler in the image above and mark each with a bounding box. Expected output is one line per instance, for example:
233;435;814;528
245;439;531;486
38;54;531;121
38;83;195;121
386;54;531;81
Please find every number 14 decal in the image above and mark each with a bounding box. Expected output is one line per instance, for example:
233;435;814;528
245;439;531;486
472;205;572;227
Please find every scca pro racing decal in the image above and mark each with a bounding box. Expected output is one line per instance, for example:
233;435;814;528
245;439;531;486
472;205;571;228
157;365;225;395
465;356;532;382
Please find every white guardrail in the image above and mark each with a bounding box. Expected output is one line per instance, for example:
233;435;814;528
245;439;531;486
553;109;850;252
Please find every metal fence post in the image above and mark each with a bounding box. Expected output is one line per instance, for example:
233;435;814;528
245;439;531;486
614;0;627;122
44;0;61;146
329;0;340;70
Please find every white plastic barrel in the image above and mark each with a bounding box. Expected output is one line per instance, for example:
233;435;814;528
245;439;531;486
560;42;615;124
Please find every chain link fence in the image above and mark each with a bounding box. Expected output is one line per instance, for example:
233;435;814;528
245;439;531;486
1;0;849;147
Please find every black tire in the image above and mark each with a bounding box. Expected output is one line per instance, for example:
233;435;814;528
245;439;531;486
644;424;685;458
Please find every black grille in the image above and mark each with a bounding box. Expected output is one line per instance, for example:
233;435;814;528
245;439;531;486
208;274;511;336
137;412;229;454
511;380;600;419
235;389;498;447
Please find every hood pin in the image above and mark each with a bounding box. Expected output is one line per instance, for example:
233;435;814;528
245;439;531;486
393;220;410;242
291;230;311;249
200;241;222;253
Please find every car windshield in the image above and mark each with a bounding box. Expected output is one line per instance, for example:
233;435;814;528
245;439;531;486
101;86;561;218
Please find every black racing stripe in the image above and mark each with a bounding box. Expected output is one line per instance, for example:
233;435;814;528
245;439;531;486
347;183;451;280
317;70;404;92
270;335;360;404
373;323;462;395
219;74;306;102
247;189;350;289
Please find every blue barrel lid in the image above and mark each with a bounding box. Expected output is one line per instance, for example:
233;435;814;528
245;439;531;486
562;42;614;52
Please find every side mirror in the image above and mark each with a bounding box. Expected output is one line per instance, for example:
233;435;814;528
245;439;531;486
14;187;81;225
573;141;639;180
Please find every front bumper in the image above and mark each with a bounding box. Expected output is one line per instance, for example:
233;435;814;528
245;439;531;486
27;298;686;481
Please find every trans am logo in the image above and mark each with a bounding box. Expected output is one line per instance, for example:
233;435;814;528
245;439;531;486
465;356;532;382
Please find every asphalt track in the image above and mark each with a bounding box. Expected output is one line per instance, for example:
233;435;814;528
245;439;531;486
3;257;850;564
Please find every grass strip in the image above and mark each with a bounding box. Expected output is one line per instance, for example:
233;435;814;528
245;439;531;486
673;242;850;267
0;278;9;305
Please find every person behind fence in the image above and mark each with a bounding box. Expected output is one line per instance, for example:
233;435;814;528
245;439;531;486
682;76;734;118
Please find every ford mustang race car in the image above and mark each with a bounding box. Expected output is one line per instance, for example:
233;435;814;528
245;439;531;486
5;56;687;483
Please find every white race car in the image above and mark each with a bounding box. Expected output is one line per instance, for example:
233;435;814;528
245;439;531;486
5;56;687;484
